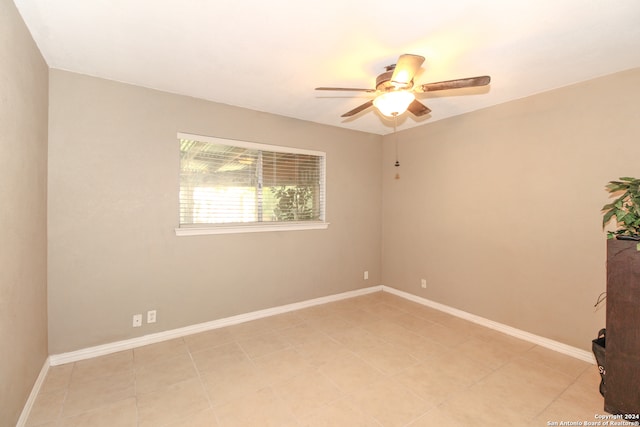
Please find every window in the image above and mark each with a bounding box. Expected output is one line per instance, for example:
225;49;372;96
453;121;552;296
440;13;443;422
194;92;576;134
176;132;328;235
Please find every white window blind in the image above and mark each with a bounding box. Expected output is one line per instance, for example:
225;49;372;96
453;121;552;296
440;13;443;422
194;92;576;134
177;133;327;235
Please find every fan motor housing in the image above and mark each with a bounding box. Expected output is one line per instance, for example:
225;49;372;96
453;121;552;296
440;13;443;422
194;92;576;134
376;68;413;92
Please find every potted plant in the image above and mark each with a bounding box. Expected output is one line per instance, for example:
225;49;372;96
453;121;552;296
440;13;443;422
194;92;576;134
599;176;640;415
602;176;640;240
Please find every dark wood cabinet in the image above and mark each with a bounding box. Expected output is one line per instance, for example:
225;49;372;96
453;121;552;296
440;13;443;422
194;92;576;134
605;238;640;415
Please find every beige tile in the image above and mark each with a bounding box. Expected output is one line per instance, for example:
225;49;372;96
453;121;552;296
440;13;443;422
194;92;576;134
225;318;273;339
277;322;329;346
387;315;452;360
406;406;465;427
454;337;519;369
491;356;576;395
399;302;452;323
26;389;66;426
190;342;248;373
135;352;198;394
361;318;413;340
438;384;524;425
40;364;73;394
296;304;340;320
532;367;604;423
328;326;385;351
237;331;291;358
475;329;536;354
301;397;382;427
58;397;136;427
521;345;590;379
351;341;419;376
257;311;305;330
304;314;356;335
27;422;59;427
358;292;389;304
163;408;219;427
272;368;344;417
293;336;348;368
334;307;381;326
25;292;605;427
361;302;407;320
328;298;367;313
183;328;235;353
432;315;486;336
417;321;472;347
389;312;434;332
252;347;312;385
532;381;604;424
137;378;211;427
376;293;418;310
200;358;268;406
365;320;440;358
348;377;432;427
62;371;135;418
574;365;602;391
422;347;494;382
133;338;189;366
318;351;384;395
403;336;450;361
70;351;133;385
392;313;470;347
440;356;575;424
394;358;492;405
214;387;295;427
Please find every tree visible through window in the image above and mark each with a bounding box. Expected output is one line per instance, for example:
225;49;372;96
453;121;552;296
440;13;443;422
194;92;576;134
178;133;326;231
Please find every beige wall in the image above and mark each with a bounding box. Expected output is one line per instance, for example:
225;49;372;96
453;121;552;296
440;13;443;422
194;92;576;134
36;35;640;359
382;68;640;350
47;70;383;353
0;0;49;424
47;67;640;355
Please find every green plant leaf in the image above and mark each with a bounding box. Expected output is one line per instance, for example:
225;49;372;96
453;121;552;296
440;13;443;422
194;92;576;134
602;177;640;239
602;209;616;227
603;208;616;221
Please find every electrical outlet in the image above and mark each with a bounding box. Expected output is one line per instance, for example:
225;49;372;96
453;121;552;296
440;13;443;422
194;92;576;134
364;271;369;280
132;314;142;327
147;310;157;324
421;279;427;289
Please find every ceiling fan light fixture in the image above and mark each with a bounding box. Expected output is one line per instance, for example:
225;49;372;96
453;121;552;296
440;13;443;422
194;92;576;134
373;91;415;117
390;73;412;88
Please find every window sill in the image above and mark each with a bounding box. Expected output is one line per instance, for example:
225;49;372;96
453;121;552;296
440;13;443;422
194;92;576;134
175;221;330;236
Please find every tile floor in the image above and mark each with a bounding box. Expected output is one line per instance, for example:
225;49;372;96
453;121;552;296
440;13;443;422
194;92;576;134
27;291;604;426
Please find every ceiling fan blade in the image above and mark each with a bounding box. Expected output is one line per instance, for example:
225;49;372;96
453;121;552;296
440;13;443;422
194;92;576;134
315;87;376;93
341;100;374;117
407;100;431;117
417;76;491;93
391;54;425;87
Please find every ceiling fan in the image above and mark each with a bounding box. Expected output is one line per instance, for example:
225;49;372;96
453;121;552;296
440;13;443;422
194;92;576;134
315;54;491;118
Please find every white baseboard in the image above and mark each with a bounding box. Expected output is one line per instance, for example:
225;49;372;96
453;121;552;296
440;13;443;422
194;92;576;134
16;357;50;427
49;285;383;366
49;283;594;367
32;284;593;423
382;285;595;364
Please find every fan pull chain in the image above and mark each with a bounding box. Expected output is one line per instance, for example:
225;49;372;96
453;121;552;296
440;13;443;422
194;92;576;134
393;113;400;180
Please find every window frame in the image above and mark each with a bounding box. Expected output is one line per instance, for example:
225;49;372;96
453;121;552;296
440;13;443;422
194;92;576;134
175;132;329;236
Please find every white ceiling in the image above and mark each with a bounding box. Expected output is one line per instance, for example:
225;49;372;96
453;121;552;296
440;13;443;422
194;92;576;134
13;0;640;135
